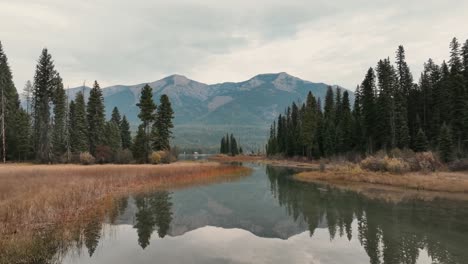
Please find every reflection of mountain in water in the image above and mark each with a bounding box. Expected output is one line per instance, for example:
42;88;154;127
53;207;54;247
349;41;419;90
109;164;468;264
113;164;319;240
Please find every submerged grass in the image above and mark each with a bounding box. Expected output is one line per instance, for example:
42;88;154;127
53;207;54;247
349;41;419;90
295;164;468;193
0;162;251;263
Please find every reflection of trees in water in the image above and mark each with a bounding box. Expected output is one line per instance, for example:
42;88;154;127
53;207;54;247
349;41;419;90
84;218;101;256
266;165;468;264
133;191;173;249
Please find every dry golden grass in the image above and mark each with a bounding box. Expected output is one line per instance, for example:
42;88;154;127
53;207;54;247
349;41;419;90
0;161;250;263
295;164;468;193
209;154;266;162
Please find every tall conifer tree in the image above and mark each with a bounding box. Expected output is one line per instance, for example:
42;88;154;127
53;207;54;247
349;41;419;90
87;81;106;156
136;84;156;163
152;94;174;151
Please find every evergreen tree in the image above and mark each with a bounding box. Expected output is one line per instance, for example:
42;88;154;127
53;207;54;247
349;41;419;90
449;37;463;75
220;136;226;154
438;123;453;162
152;94;174;151
70;92;88;153
361;68;377;153
22;80;33;115
375;58;397;149
462;39;468;78
87;81;106;156
337;91;353;153
395;46;413;148
52;74;67;160
111;107;121;125
230;134;239;156
104;121;121;152
302;92;318;157
136;84;156;163
32;48;61;163
414;129;429;152
0;41;22;161
225;133;230;154
120;115;132;149
132;125;147;163
12;109;31;160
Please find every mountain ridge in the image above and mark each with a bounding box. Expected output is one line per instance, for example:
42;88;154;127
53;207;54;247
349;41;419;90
47;73;352;151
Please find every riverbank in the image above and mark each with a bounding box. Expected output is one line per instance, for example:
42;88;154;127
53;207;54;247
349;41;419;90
210;154;468;193
0;161;250;263
294;164;468;193
209;154;322;169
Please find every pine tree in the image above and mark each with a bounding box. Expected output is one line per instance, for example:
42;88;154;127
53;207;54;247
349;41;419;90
120;115;132;149
302;91;318;157
12;109;31;160
395;46;414;149
361;68;377;153
230;134;239;156
375;58;397;149
70;92;88;153
52;74;67;160
132;125;147;163
220;136;226;154
225;133;230;155
449;37;463;75
87;81;106;156
111;107;122;125
152;94;174;151
104;121;121;152
338;91;353;153
438;123;453;162
22;80;33;115
32;48;61;163
462;39;468;78
136;84;156;163
414;128;429;152
0;41;22;162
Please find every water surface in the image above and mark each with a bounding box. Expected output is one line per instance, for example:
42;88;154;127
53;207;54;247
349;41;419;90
61;163;468;264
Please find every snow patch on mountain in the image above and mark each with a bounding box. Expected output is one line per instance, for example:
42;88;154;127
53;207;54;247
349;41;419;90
273;72;299;92
208;96;233;111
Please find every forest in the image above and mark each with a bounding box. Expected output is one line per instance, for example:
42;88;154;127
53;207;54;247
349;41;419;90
0;46;174;164
267;37;468;163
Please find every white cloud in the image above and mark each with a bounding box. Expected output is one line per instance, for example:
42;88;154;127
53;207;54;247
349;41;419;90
1;0;467;90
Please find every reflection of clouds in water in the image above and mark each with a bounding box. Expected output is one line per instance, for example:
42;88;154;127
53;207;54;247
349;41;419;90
63;221;374;264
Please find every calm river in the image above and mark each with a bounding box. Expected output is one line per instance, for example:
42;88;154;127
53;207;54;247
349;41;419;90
61;163;468;264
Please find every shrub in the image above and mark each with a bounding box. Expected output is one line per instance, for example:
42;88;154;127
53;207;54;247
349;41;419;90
389;148;403;158
360;156;410;174
115;149;134;164
149;152;162;164
79;152;95;165
383;157;410;174
448;159;468;171
414;152;441;172
360;156;386;172
95;145;113;164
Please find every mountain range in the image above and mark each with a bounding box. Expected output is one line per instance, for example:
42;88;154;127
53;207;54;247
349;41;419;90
64;72;352;152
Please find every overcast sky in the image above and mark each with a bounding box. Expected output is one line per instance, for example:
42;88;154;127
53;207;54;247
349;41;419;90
1;0;467;90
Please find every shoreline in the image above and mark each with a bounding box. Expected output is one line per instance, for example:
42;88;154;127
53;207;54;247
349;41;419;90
210;154;468;194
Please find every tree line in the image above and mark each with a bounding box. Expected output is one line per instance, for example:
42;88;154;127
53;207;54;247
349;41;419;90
0;44;174;164
219;133;243;156
267;37;468;162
